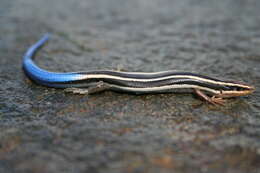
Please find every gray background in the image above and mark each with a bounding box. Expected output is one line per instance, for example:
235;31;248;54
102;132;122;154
0;0;260;173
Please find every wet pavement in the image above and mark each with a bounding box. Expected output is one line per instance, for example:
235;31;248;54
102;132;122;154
0;0;260;173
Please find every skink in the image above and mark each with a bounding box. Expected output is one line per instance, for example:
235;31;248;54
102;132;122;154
23;34;255;105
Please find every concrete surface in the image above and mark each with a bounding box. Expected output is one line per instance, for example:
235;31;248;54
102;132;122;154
0;0;260;173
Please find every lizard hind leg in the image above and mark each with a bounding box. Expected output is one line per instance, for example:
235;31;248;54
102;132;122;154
64;81;112;95
64;88;89;94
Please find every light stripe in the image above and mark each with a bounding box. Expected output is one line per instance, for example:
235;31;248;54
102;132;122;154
109;84;221;94
75;73;250;88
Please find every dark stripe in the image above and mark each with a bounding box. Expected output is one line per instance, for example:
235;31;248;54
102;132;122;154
48;77;230;90
77;70;225;82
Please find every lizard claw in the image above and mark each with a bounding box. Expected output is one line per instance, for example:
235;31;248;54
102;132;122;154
210;96;226;106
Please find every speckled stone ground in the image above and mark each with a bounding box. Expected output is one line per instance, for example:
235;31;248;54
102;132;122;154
0;0;260;173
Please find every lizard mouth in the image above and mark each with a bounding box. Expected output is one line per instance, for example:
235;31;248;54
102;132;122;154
220;86;255;98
